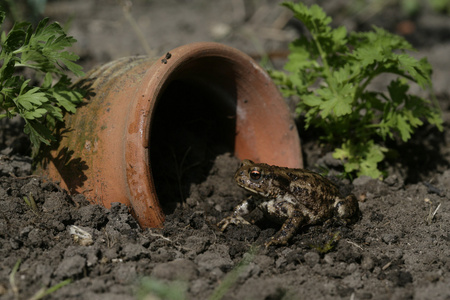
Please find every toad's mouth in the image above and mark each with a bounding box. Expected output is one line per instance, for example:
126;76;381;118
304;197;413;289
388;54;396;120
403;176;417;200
236;182;269;197
242;186;270;198
243;186;258;194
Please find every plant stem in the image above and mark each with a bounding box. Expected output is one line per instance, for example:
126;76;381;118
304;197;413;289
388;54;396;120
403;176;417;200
310;22;338;98
9;259;21;300
208;247;258;300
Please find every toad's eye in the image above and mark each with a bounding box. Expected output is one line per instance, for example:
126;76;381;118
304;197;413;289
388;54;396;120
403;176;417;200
249;169;262;181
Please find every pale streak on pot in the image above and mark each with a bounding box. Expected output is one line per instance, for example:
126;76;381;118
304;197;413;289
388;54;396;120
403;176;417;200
36;42;302;229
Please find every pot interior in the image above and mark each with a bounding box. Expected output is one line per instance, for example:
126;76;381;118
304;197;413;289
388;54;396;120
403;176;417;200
150;58;238;213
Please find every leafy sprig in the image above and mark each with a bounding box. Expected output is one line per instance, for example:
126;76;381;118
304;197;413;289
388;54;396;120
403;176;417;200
270;2;443;178
0;11;84;155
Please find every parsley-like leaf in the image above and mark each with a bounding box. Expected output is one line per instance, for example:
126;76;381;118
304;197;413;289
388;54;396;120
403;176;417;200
271;2;443;178
0;12;85;156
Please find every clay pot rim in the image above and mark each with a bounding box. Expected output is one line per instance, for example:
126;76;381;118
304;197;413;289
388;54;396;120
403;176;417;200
142;42;270;145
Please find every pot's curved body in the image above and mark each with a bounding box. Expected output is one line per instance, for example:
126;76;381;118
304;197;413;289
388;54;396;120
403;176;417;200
37;42;302;228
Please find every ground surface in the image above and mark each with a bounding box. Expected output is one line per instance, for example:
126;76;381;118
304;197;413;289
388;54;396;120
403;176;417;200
1;1;450;299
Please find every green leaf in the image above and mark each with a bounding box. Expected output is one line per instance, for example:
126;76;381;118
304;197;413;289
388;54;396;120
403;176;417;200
283;2;332;33
316;83;354;117
51;90;82;113
351;45;384;66
34;18;51;39
59;53;84;77
23;108;48;119
333;140;386;178
303;94;323;107
331;26;347;48
0;53;17;81
3;26;27;52
332;145;350;161
358;143;386;178
332;65;352;84
396;54;431;88
387;78;409;102
42;72;53;89
16;83;48;109
395;114;412;141
426;110;443;131
42;103;64;121
24;119;54;148
285;39;317;72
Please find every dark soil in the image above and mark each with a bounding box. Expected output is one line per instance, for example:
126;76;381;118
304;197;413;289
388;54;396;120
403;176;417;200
1;1;450;299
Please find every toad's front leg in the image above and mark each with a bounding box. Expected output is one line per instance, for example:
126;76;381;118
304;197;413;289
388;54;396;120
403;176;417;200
265;210;307;248
217;196;258;231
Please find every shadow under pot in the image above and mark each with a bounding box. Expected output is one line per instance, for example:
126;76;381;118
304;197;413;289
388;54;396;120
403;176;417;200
36;42;303;229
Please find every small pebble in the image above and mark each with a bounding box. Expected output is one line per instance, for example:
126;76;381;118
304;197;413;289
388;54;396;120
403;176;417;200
152;259;199;281
382;234;398;244
323;254;334;265
304;251;320;267
361;256;374;271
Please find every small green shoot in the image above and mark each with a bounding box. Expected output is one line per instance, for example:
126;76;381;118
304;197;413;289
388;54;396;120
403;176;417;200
270;2;443;178
23;192;39;215
9;259;71;300
136;277;187;300
209;246;258;300
309;232;341;254
9;259;20;300
29;279;72;300
0;10;85;156
425;197;441;225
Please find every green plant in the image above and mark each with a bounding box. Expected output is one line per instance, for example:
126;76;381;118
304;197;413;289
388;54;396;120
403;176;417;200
0;11;84;156
309;232;341;254
136;247;258;300
429;0;450;13
9;259;71;300
209;246;257;300
23;192;39;215
270;2;443;178
136;277;187;300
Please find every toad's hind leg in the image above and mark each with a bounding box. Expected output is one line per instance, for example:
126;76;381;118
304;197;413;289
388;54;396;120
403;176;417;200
265;211;307;248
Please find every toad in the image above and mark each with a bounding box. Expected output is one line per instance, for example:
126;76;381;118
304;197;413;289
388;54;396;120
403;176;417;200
217;159;360;247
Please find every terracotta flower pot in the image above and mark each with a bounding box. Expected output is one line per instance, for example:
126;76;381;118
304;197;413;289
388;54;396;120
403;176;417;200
37;42;302;228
